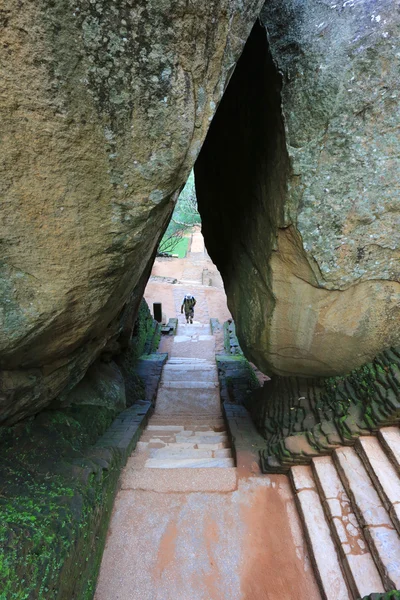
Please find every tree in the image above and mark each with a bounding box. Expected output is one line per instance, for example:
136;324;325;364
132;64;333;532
157;170;200;255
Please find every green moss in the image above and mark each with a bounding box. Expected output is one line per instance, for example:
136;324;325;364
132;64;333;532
0;404;118;599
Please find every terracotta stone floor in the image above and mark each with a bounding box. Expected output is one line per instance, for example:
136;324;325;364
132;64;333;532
94;235;320;599
94;323;320;600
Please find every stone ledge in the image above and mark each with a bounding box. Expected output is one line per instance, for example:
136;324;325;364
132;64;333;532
246;347;400;473
96;401;152;466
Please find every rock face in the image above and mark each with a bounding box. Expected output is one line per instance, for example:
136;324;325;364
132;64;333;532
0;0;264;424
195;2;400;378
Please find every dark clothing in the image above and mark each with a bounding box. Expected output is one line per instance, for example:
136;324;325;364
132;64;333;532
181;296;196;323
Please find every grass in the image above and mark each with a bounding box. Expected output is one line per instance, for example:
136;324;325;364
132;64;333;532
172;236;189;258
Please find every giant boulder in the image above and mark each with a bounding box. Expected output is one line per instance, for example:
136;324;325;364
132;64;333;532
195;0;400;378
0;0;264;424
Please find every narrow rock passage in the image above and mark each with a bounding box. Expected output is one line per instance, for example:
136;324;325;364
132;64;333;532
94;316;321;599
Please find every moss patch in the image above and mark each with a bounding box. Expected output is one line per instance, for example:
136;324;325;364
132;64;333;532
0;298;161;598
0;405;117;599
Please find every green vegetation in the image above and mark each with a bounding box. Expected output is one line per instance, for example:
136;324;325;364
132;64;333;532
0;299;159;599
171;236;189;258
0;406;117;600
362;593;400;600
158;170;200;256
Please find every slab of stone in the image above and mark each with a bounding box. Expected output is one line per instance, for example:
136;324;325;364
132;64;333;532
98;476;321;599
167;358;210;363
141;434;175;443
162;371;218;383
214;448;232;458
154;388;221;415
148;448;214;460
175;434;228;444
121;467;238;492
312;456;384;597
377;427;400;475
356;436;400;534
163;363;215;369
334;446;400;589
291;465;315;491
291;466;351;600
146;425;185;432
160;381;218;389
197;441;229;450
173;336;191;342
144;457;235;469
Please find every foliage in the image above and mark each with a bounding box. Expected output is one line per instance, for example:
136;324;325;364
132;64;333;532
158;220;188;255
158;170;200;255
172;170;201;227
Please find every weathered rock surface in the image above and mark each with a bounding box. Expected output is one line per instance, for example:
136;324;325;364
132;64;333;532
60;360;126;411
0;0;263;424
195;1;400;378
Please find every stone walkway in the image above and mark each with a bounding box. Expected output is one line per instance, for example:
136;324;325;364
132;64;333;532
95;231;400;599
94;315;321;599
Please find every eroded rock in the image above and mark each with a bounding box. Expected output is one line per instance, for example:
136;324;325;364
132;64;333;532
0;0;263;424
195;3;400;378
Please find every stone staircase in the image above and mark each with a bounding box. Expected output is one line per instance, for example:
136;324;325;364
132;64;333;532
140;419;234;469
289;428;400;599
135;324;235;469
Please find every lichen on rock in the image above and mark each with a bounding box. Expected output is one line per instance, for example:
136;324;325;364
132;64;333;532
0;0;264;424
195;1;400;378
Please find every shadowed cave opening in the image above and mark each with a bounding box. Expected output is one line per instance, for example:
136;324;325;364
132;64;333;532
194;17;289;372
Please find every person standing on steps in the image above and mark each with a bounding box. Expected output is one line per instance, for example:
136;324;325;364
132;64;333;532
181;294;196;324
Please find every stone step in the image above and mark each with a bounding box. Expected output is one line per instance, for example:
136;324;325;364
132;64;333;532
175;434;228;444
311;456;384;598
334;446;400;590
121;466;238;492
377;426;400;476
149;448;215;459
144;457;235;469
146;422;226;433
159;381;219;389
162;372;218;383
146;425;185;432
145;439;230;450
167;358;210;363
355;436;400;535
290;465;351;600
148;416;225;426
176;430;226;437
162;364;216;371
